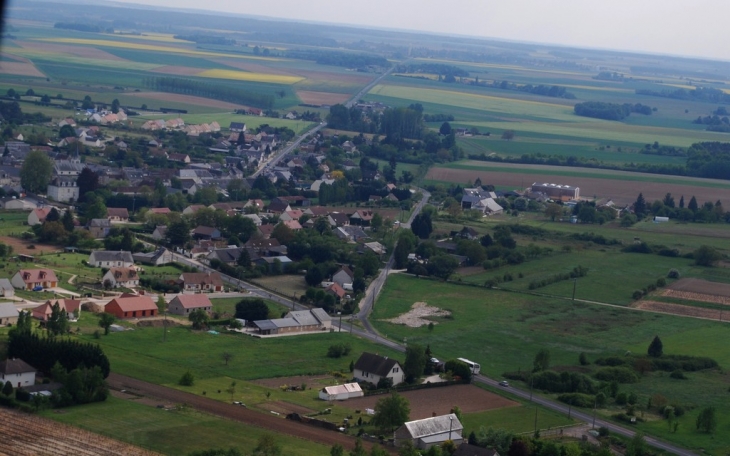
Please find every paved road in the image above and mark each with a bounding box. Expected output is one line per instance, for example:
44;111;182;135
252;66;394;178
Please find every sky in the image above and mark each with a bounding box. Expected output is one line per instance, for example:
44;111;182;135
106;0;730;62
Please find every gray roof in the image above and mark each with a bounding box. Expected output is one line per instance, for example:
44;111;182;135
89;251;133;263
0;358;35;375
0;278;13;291
288;310;319;326
253;320;278;331
89;218;111;227
208;248;242;263
354;352;400;377
0;302;18;319
310;308;331;323
403;414;463;439
271;317;300;328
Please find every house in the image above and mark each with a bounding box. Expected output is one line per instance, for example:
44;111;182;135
107;207;129;222
0;197;36;211
168;294;213;316
229;122;246;132
325;283;347;301
105;295;158;319
252;308;331;335
363;241;386;255
88;218;112;238
133;248;173;266
0;278;14;297
530;182;579;201
267;200;291;214
27;207;54;226
102;267;139;288
0;302;19;326
207;247;243;266
31;299;81;321
283;220;302;231
0;358;36;388
47;176;79;203
169;153;191;164
332;266;354;288
334;226;368;242
461;188;503;214
453;444;500;456
353;352;404;386
350;210;374;226
179;272;224;292
319;382;363;401
192;226;221;240
242;214;262;226
11;269;58;290
88;251;134;268
254;255;293;272
148;208;171;215
257;224;276;239
280;210;303;222
183;205;207;215
394;414;464;450
151;225;167;241
329;212;350;227
458;226;479;240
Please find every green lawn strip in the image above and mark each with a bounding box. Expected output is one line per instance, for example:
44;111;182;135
41;396;329;456
210;297;287;318
86;326;399;384
462;404;574;436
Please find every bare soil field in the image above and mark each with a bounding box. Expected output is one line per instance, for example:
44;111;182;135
108;373;390;452
0;52;33;63
0;407;160;456
253;374;334;389
127;91;243;109
0;61;45;78
455;266;486;276
426;164;730;205
150;65;204;76
252;274;309;298
343;384;517;420
662;289;730;306
633;300;725;321
0;236;59;255
258;400;316;415
666;278;730;297
297;90;350;106
383;301;451;328
15;40;127;61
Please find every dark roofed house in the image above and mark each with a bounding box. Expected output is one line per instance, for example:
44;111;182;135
192;226;221;240
353;352;404;386
107;207;129;222
207;247;243;266
0;358;36;388
88;218;112;238
267;200;291;214
179;272;224;292
257;224;276;239
229;122;246;132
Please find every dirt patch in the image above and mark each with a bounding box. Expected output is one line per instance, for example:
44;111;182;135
455;266;486;277
0;52;32;63
0;236;59;255
297;90;350;106
426;164;730;206
383;301;451;328
633;300;725;320
0;61;45;77
127;91;244;109
667;278;730;298
253;374;334;389
150;65;204;76
344;384;517;420
136;317;189;327
15;40;127;61
258;400;316;416
662;289;730;306
0;406;161;455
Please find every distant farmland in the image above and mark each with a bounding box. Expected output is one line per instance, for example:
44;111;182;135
426;161;730;205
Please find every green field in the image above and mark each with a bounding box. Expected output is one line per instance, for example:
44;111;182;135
42;396;329;456
372;274;730;453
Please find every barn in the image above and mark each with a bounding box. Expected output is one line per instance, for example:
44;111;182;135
318;383;364;401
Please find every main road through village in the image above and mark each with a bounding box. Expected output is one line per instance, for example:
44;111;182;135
131;67;694;455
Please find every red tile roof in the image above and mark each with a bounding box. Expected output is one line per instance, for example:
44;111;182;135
107;296;157;312
171;294;213;309
17;269;58;284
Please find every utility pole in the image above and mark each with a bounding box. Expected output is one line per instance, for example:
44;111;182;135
533;406;538;436
592;397;597;429
572;278;577;302
529;374;534;401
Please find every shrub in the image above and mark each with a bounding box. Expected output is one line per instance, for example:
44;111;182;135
656;278;666;287
650;354;718;372
179;371;194;386
594;356;627;367
632;290;644;300
598;426;610;437
531;370;596;394
667;269;680;279
670;370;687;380
579;352;589;366
327;343;352;358
615;392;628;405
557;393;594;408
594;367;639;384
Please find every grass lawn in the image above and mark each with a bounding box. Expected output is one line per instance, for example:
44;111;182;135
210;297;288;318
42;396;330;456
461;403;574;436
252;274;310;300
372;274;730;453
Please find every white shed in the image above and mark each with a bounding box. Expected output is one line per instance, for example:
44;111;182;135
319;382;364;401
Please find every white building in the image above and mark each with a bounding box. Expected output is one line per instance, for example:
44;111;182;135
395;414;464;450
353;352;404;387
88;251;134;268
319;382;364;401
0;358;36;388
47;176;79;203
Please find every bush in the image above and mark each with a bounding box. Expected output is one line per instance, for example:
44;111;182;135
557;393;594;408
670;370;687;380
667;269;680;279
650;355;718;372
327;343;352;358
179;371;194;386
594;356;628;367
598;426;610;437
656;278;667;287
615;392;628;405
594;367;639;384
632;290;644;300
531;370;596;394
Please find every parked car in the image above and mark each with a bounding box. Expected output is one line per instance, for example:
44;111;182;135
499;380;509;387
430;357;440;364
32;286;43;292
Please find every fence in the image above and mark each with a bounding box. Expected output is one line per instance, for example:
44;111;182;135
363;379;464;397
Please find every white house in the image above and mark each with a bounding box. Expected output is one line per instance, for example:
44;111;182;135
102;267;139;288
332;266;354;288
319;382;363;401
0;358;36;388
0;278;14;297
0;302;19;326
88;251;134;268
353;352;404;386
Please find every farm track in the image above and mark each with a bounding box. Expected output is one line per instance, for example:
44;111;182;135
107;373;394;453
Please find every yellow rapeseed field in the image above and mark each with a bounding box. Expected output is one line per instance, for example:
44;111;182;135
197;69;303;84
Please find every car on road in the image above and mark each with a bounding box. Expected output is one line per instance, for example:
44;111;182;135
498;380;509;387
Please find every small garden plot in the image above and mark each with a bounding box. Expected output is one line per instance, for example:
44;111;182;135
253;374;336;390
344;384;517;420
665;278;730;303
634;300;725;320
383;301;451;327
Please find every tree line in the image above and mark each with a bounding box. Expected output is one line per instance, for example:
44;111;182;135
492;80;576;99
637;86;730;104
284;50;388;68
574;101;653;121
142;77;274;109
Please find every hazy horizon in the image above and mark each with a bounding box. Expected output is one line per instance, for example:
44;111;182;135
81;0;730;62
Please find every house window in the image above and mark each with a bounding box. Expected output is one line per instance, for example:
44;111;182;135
393;368;399;373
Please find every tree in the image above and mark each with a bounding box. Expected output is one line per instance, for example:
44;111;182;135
633;193;646;217
476;427;514;455
166;219;190;246
252;433;281;456
349;438;367;456
179;370;194;386
625;432;647;456
111;98;120;114
694;245;720;267
444;359;472;383
330;444;345;456
272;223;295;245
411;212;433;239
61;208;75;231
2;380;12;396
59;124;76;138
371;212;383;232
222;352;233;366
439;122;452;135
77;167;99;200
696;406;717;433
533;349;550;372
501;130;515;140
98;312;116;335
234;298;269;322
237;249;251;269
648;335;663;358
545;203;562;221
189;308;209;330
20;150;53;193
46;303;69;336
398;442;421;456
688;196;699;212
663;193;675;208
404;343;428;383
371;392;410;431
